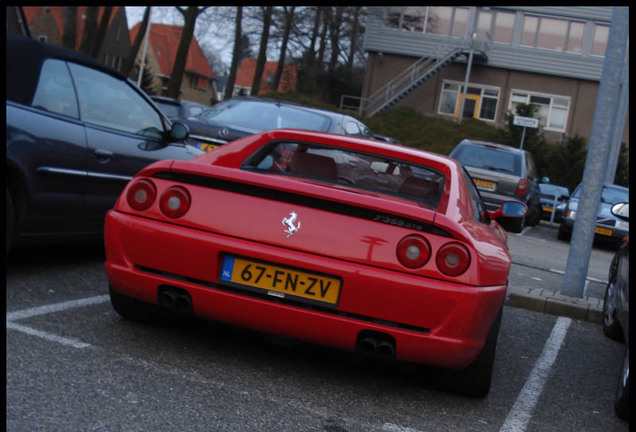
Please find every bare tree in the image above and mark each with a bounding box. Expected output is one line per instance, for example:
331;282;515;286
91;6;113;58
251;6;274;96
122;6;151;77
224;6;244;100
78;7;99;55
165;6;208;99
328;7;344;74
272;6;296;92
316;7;330;67
345;7;361;75
62;7;78;49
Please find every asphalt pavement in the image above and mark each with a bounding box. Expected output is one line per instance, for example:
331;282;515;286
504;221;615;325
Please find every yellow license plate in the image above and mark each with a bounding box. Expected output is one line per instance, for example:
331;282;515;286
200;143;219;151
595;227;613;236
220;256;341;307
542;206;553;213
473;178;496;191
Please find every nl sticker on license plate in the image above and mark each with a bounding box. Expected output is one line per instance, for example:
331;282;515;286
220;256;342;307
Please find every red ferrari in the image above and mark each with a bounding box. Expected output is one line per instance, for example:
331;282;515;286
104;129;526;397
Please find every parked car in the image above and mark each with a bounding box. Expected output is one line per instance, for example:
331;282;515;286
105;128;527;398
539;182;570;222
558;183;629;244
601;203;629;420
179;96;385;151
150;96;207;120
449;139;542;233
6;32;203;252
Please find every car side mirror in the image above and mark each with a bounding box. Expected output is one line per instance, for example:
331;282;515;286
488;200;527;220
611;202;629;221
170;121;190;141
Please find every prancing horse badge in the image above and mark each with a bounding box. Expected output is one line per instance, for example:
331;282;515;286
282;212;301;238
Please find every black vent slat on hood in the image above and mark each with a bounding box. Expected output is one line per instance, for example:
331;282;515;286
152;171;452;238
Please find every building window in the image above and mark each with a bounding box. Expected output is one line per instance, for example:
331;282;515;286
385;7;469;37
509;91;570;132
492;10;515;44
591;24;609;56
520;14;590;54
438;81;500;122
566;22;584;53
536;17;568;51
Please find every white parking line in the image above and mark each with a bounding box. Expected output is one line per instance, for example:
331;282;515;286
6;321;91;349
499;317;572;432
6;295;110;348
6;295;109;321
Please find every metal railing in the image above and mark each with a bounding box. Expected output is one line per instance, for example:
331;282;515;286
340;32;492;117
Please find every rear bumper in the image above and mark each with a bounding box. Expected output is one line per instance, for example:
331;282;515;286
560;217;628;241
105;210;507;369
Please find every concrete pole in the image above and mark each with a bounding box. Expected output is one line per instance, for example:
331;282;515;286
137;7;153;87
561;7;629;298
605;59;629;184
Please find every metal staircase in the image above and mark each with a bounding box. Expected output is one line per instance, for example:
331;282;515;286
361;32;492;117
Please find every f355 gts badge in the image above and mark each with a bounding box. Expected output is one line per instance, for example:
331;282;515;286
282;212;301;238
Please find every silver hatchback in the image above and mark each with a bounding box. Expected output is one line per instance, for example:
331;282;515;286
449;139;542;232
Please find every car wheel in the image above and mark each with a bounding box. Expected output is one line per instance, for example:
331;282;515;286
526;200;542;226
508;216;525;234
602;276;624;341
615;346;629;420
557;224;571;241
602;252;623;341
109;285;161;324
7;187;15;254
440;305;503;398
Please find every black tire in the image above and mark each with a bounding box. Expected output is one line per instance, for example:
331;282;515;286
109;285;161;324
440;305;503;398
7;187;15;254
508;216;525;234
526;200;542;226
614;346;629;420
557;224;571;241
602;257;624;341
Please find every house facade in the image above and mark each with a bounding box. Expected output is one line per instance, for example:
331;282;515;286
361;6;628;144
21;6;131;73
233;58;299;97
129;23;217;106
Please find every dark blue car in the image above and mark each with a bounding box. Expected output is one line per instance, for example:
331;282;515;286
6;32;203;252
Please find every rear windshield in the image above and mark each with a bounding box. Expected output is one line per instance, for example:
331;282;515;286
198;100;331;132
452;145;520;175
243;141;445;210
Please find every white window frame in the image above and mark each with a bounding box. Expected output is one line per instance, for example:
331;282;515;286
437;80;501;123
508;89;571;133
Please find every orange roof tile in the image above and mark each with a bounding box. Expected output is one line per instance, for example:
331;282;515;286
130;23;215;79
236;58;298;95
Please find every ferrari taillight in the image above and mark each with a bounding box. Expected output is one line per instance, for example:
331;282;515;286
159;186;191;219
127;179;156;211
397;235;431;269
436;242;471;276
516;179;529;196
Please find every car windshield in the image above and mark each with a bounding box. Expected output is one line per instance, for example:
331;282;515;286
452;145;520;175
572;185;629;204
243;141;445;210
198;100;332;132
